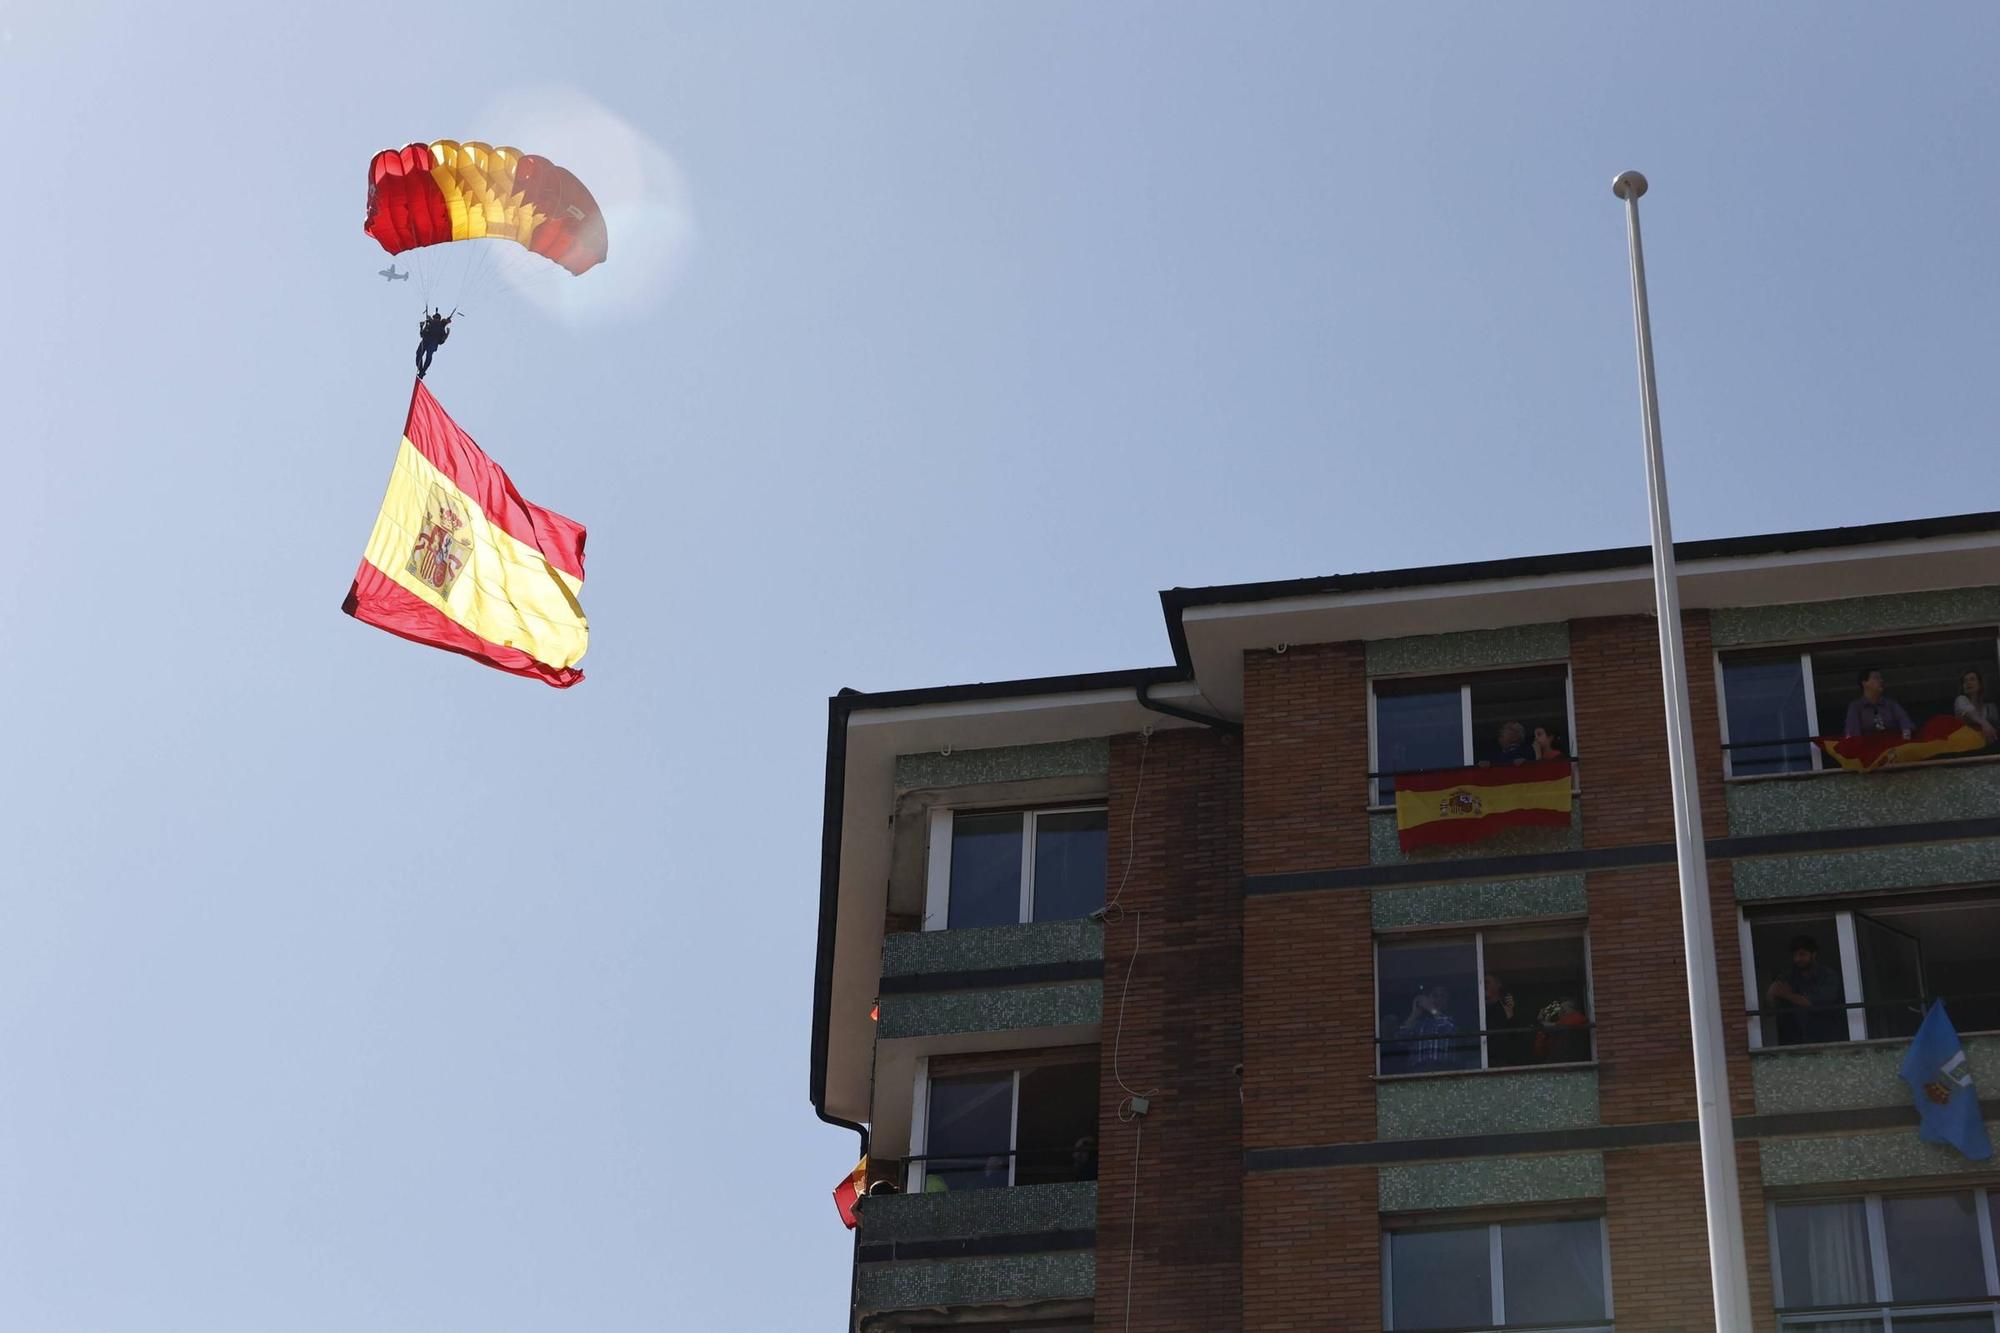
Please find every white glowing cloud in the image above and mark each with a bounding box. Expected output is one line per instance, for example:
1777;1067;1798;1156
473;85;697;326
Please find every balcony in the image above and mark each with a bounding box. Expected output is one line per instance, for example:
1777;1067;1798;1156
875;920;1104;1042
854;1181;1096;1319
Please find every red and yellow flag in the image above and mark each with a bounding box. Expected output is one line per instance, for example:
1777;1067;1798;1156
1817;715;1986;773
833;1156;868;1229
1395;760;1573;851
342;383;588;687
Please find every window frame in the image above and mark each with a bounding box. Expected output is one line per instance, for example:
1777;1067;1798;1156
1741;891;2000;1051
907;1058;1021;1194
1367;663;1579;809
1382;1214;1614;1332
1715;624;2000;782
1768;1187;2000;1327
1373;921;1597;1078
922;803;1109;931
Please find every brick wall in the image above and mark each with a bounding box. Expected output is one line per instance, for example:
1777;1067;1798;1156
1242;1168;1379;1330
1604;1141;1776;1332
1242;643;1371;877
1096;728;1244;1333
1242;891;1375;1150
1570;612;1729;848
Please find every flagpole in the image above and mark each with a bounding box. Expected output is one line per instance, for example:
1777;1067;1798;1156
1612;169;1756;1333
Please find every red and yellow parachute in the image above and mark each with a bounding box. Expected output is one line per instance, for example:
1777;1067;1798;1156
364;140;608;276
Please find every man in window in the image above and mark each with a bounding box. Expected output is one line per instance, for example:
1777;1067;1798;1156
1766;934;1847;1044
1480;720;1535;767
1845;669;1914;739
1396;983;1468;1069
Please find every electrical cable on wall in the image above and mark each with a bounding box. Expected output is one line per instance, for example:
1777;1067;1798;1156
1101;728;1157;1332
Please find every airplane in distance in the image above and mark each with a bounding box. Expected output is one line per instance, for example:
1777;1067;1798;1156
378;265;409;282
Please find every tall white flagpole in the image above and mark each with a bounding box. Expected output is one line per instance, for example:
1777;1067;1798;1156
1611;169;1756;1332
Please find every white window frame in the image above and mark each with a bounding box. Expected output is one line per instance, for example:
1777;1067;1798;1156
1716;625;2000;783
906;1058;1021;1194
1367;665;1577;809
1739;895;2000;1050
1768;1188;2000;1327
922;804;1108;932
1382;1215;1614;1332
1373;923;1596;1077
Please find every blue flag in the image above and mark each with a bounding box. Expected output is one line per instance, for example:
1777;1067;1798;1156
1899;1000;1993;1162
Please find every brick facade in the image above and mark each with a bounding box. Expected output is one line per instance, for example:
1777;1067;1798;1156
1096;728;1245;1333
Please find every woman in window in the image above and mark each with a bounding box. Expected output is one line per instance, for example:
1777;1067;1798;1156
1531;725;1567;762
1955;670;2000;747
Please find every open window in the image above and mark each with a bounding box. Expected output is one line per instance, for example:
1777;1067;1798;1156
1745;890;2000;1048
1376;924;1593;1075
1772;1189;2000;1329
1384;1216;1613;1332
1371;666;1574;804
924;806;1108;930
909;1053;1099;1192
1719;629;2000;778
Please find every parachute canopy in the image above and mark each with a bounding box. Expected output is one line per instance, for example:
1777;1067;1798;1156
365;140;608;277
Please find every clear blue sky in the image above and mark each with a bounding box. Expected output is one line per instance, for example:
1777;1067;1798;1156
4;4;1995;1329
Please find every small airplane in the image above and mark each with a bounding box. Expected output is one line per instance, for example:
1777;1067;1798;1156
378;264;409;282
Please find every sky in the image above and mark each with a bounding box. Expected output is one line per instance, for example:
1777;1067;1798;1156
3;4;1997;1329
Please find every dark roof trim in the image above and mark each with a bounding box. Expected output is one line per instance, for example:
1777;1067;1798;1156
810;695;869;1156
834;664;1184;712
1161;509;2000;666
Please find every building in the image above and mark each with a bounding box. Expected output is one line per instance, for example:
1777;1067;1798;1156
809;511;2000;1333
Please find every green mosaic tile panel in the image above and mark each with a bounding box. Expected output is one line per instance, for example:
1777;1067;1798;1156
1710;587;2000;649
1378;1068;1599;1139
1726;763;2000;837
1367;622;1571;678
1379;1152;1604;1212
1372;875;1588;929
875;981;1101;1041
1760;1126;2000;1188
894;738;1111;792
882;920;1105;978
859;1182;1097;1244
1736;838;2000;902
1370;807;1583;867
1751;1035;2000;1115
857;1250;1095;1313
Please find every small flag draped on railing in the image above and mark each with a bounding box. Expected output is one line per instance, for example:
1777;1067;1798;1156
1394;760;1573;851
1817;716;1986;773
1899;1000;1993;1162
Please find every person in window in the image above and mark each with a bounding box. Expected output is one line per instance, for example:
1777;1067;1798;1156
1531;725;1567;762
1484;972;1528;1065
1766;934;1847;1044
1070;1136;1099;1182
1844;669;1914;739
1533;997;1591;1063
1955;670;2000;746
1397;983;1467;1069
1480;721;1536;767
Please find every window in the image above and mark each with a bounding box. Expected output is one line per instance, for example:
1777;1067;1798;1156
1371;666;1574;804
924;806;1108;930
1745;892;2000;1048
1771;1190;2000;1329
1720;630;2000;778
1385;1217;1612;1331
1376;926;1593;1075
910;1057;1099;1193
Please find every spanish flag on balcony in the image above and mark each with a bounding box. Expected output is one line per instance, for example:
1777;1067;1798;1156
1395;760;1573;851
342;382;588;687
1817;715;1986;773
832;1156;867;1229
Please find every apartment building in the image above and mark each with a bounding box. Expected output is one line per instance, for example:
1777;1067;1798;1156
809;511;2000;1332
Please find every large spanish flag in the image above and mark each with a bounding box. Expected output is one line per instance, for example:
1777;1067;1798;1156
1395;760;1573;851
342;382;588;687
1817;715;1986;773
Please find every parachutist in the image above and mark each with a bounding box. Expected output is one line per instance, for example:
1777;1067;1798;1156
415;307;455;379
